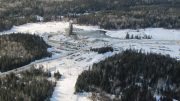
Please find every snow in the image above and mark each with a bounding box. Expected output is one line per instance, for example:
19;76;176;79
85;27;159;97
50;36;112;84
0;21;180;101
2;22;68;35
106;28;180;40
74;24;99;31
154;94;161;101
38;51;115;101
154;94;178;101
36;15;44;22
0;21;98;36
173;99;178;101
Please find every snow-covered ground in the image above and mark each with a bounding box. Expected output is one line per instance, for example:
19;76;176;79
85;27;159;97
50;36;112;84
45;51;114;101
0;21;99;35
1;21;180;101
106;28;180;40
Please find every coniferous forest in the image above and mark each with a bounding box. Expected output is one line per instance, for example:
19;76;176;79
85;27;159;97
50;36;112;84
0;33;51;72
0;67;56;101
0;0;180;101
0;0;180;31
75;50;180;101
90;47;113;54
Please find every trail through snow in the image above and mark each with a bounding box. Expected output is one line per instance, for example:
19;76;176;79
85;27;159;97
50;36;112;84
1;21;180;101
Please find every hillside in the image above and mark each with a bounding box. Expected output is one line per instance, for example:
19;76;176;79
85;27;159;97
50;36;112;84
0;0;180;100
0;0;180;31
75;50;180;101
0;33;51;72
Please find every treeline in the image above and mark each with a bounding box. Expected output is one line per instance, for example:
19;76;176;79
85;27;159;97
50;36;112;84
90;47;113;54
0;33;51;72
0;67;56;101
75;50;180;101
125;33;152;39
77;8;180;29
1;0;180;31
0;16;37;32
